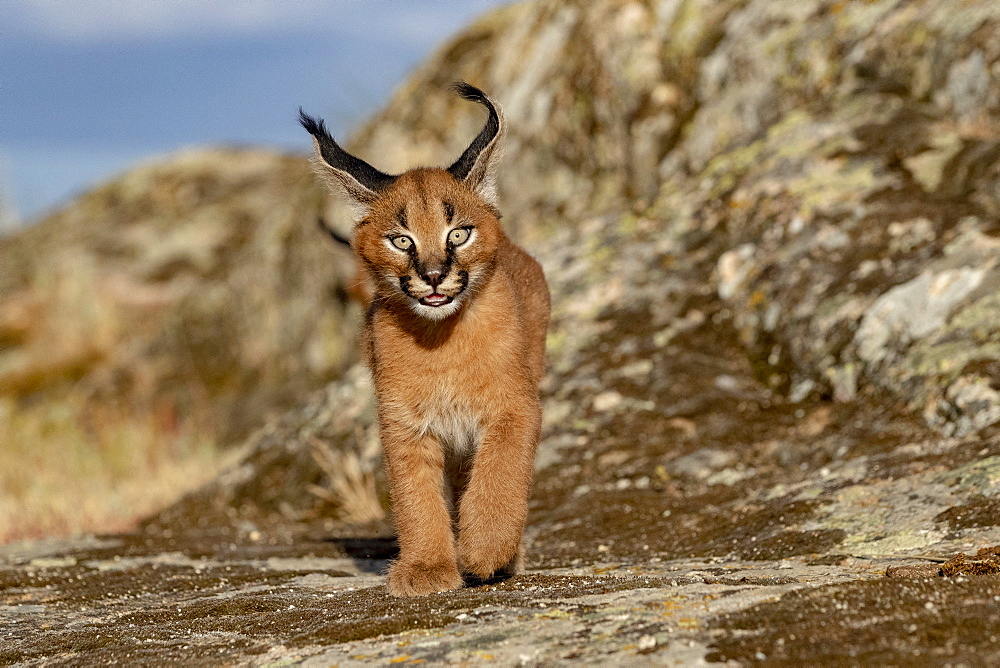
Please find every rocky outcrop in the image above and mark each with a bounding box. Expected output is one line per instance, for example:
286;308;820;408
685;2;1000;438
5;0;1000;664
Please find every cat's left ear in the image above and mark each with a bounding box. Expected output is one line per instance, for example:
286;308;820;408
299;109;396;220
446;82;505;212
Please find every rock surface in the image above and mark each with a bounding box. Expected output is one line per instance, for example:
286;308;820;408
6;0;1000;664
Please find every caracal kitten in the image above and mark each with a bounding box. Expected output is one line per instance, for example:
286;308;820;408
301;83;549;596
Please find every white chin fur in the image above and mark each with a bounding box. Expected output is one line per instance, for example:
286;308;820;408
410;297;463;320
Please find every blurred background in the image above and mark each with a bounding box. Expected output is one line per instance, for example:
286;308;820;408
1;0;505;225
0;0;507;543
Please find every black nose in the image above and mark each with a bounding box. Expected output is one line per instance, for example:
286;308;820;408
422;269;444;288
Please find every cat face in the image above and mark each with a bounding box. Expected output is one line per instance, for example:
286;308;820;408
352;169;502;320
301;82;507;321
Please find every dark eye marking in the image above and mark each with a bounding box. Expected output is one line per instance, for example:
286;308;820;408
399;275;414;297
443;201;454;223
397;206;408;230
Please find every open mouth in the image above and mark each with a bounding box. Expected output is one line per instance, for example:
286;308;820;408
419;293;453;307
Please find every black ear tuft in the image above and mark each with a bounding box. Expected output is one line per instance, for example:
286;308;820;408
299;108;331;141
447;82;502;183
450;81;489;105
299;108;396;195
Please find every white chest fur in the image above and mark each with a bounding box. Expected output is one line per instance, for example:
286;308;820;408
414;397;480;456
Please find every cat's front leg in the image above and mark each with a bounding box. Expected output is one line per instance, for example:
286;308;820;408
457;399;541;580
381;421;462;597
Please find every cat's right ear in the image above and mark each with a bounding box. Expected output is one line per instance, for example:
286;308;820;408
299;109;396;220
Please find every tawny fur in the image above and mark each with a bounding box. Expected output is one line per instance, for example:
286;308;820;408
302;86;549;597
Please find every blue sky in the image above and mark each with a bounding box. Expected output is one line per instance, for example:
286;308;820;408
0;0;507;226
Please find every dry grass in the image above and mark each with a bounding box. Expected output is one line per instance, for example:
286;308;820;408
0;396;230;544
308;431;385;525
0;265;232;544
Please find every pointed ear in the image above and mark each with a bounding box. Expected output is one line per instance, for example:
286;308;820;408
446;82;505;211
299;109;396;219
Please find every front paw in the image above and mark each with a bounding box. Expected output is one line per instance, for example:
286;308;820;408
387;560;462;597
458;533;522;580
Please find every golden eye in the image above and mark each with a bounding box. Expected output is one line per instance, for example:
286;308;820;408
391;235;413;251
449;228;471;246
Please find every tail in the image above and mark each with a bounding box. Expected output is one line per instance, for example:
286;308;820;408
317;216;352;248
